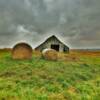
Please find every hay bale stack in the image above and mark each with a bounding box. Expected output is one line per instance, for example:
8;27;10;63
42;49;58;61
12;43;32;59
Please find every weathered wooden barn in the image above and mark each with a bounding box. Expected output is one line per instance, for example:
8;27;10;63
35;35;69;52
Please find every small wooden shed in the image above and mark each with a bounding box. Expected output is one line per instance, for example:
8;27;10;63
35;35;69;53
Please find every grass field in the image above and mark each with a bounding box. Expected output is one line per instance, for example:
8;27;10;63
0;50;100;100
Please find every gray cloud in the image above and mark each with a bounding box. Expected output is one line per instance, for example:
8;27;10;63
0;0;100;48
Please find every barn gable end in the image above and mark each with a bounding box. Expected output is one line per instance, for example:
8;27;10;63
35;35;69;53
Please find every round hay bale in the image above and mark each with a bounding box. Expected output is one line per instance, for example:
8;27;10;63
12;42;33;59
42;49;58;61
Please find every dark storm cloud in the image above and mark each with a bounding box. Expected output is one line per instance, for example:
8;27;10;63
0;0;100;48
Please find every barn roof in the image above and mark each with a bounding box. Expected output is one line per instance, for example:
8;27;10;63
35;35;69;49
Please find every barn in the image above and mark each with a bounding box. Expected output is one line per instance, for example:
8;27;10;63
35;35;69;53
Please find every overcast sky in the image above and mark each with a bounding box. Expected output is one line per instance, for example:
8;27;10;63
0;0;100;49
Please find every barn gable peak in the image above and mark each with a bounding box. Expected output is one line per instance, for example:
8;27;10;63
46;35;59;41
50;35;57;38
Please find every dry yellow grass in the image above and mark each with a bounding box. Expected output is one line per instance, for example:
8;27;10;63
33;50;100;61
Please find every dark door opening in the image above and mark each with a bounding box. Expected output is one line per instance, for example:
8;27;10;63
51;44;59;51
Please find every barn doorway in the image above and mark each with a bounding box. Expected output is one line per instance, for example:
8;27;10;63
51;44;59;51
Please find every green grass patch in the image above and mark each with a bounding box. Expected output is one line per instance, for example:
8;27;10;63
0;51;100;100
